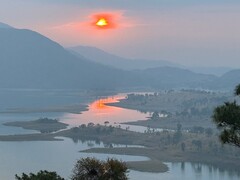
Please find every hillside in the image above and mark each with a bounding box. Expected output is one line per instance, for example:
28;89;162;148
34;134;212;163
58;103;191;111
135;67;217;89
0;27;137;89
69;45;181;70
0;23;238;91
208;69;240;90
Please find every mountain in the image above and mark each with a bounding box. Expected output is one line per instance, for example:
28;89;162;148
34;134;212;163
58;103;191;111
189;67;233;77
0;22;238;91
69;45;182;70
208;69;240;90
134;67;217;89
0;26;139;89
0;22;13;29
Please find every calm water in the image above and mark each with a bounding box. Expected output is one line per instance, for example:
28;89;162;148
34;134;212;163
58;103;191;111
60;95;151;132
0;91;239;180
0;138;148;179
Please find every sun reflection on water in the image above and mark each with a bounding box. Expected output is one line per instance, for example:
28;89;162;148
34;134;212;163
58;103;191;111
61;95;148;128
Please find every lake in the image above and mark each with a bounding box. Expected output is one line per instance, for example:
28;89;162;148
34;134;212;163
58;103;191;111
0;90;239;179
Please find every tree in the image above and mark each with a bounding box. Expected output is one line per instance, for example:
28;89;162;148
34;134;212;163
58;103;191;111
104;158;128;180
151;111;160;121
71;157;128;180
15;170;64;180
212;84;240;147
181;142;186;152
71;157;104;180
104;121;109;126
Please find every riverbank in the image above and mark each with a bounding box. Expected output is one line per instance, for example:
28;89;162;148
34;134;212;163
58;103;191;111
106;91;232;130
81;146;240;173
0;124;239;173
0;104;88;114
4;118;68;133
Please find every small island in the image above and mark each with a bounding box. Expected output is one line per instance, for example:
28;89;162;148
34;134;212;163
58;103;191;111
4;118;68;133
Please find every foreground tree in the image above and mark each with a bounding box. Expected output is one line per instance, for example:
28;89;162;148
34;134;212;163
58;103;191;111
15;170;64;180
151;111;160;121
71;157;128;180
104;158;128;180
72;157;104;180
212;84;240;147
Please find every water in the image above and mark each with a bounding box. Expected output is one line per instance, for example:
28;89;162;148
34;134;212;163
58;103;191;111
130;162;240;180
0;138;148;179
0;90;239;179
61;95;150;132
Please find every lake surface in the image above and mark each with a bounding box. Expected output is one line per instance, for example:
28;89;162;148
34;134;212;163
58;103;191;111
0;90;239;180
61;94;152;132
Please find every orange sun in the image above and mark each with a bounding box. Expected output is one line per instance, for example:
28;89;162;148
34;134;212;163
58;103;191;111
91;13;117;29
96;18;108;27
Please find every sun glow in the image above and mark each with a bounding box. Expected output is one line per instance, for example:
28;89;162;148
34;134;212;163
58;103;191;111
91;13;118;29
96;18;108;27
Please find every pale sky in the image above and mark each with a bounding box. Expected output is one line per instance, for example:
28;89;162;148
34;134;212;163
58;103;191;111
1;0;240;67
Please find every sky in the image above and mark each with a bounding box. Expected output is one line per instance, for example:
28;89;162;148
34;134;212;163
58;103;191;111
1;0;240;67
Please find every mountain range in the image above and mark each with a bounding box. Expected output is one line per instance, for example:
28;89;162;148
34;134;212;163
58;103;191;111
0;22;239;91
69;46;232;76
69;46;182;70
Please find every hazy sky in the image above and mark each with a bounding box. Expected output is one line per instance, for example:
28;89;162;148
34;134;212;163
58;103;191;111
1;0;240;67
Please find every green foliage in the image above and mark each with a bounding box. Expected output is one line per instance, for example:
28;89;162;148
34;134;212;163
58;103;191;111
15;170;64;180
72;157;104;180
172;123;182;144
71;157;128;180
212;84;240;147
235;84;240;96
104;159;128;180
181;142;186;152
151;111;160;121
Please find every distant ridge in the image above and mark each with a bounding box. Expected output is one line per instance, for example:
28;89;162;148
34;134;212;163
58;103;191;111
208;69;240;90
0;26;136;89
0;23;239;91
69;45;182;70
0;22;13;29
70;46;237;77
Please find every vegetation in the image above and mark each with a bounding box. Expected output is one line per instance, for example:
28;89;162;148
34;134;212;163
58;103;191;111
15;170;64;180
213;84;240;147
15;158;128;180
71;157;128;180
1;90;240;174
108;90;232;130
4;118;68;133
1;123;240;172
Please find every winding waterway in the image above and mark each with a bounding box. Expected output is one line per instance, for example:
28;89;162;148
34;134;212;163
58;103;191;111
0;91;239;179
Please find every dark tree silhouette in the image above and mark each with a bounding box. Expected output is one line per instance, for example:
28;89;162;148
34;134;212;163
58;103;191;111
71;157;128;180
212;84;240;147
104;158;128;180
151;111;160;121
71;157;104;180
15;170;64;180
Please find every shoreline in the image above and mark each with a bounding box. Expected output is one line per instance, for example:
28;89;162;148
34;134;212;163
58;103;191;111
0;124;240;173
81;147;240;173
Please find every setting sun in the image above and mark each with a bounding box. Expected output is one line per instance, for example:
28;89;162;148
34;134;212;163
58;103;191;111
96;18;108;27
91;13;118;29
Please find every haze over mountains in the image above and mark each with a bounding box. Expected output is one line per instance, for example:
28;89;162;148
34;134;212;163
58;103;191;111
69;46;182;70
0;22;239;91
69;46;232;76
0;25;134;89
